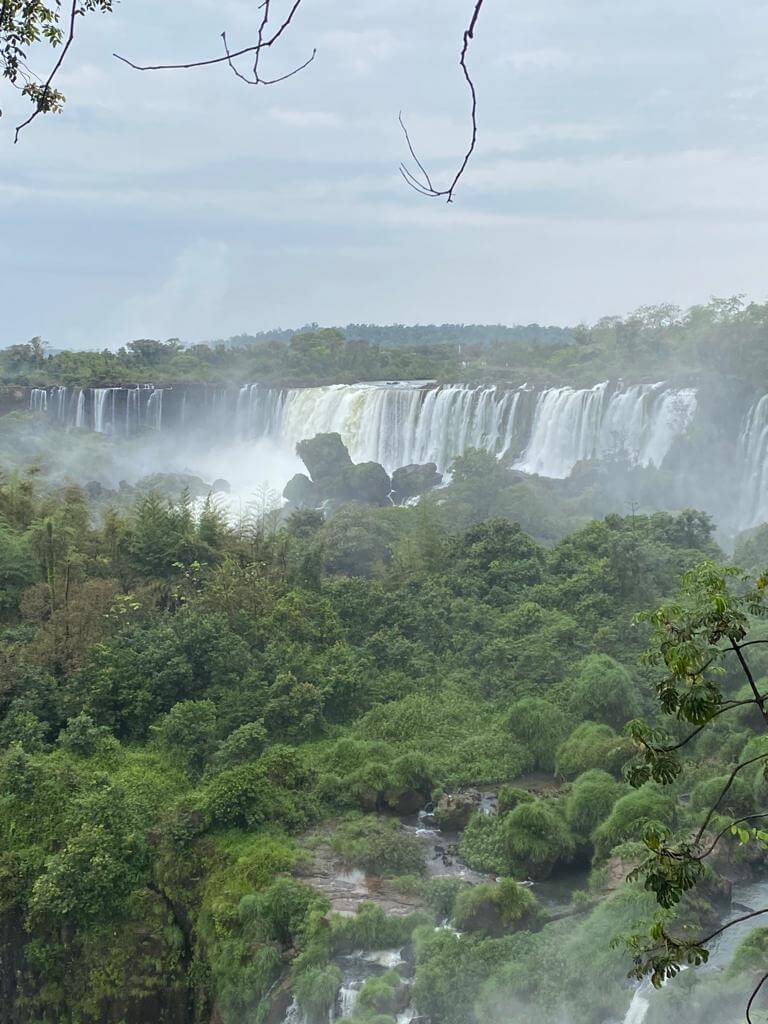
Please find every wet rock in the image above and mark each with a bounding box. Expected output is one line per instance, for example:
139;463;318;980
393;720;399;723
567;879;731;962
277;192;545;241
434;791;481;831
391;463;443;503
283;472;319;506
340;461;392;506
385;787;427;816
84;480;106;499
296;432;353;487
596;854;640;894
264;978;293;1024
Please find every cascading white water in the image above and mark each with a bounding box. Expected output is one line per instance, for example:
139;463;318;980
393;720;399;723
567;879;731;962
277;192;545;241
75;390;86;428
278;382;527;472
146;388;163;430
26;379;697;483
738;395;768;529
337;984;360;1018
29;389;48;413
622;980;652;1024
93;388;114;433
515;382;697;478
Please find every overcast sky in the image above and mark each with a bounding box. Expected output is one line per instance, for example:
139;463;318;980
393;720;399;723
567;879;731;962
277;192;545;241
2;0;768;348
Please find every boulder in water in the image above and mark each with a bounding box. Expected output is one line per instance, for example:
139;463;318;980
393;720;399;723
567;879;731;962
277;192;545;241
391;463;443;503
284;472;320;506
296;432;353;487
341;461;392;506
434;791;481;831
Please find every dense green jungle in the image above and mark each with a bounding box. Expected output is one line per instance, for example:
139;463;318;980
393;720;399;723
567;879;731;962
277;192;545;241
4;295;768;389
3;310;768;1024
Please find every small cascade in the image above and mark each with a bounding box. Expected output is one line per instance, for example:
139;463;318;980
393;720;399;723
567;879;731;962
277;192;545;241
29;388;48;413
282;997;305;1024
337;983;360;1019
93;388;115;433
74;390;86;428
622;980;652;1024
146;388;163;430
738;395;768;529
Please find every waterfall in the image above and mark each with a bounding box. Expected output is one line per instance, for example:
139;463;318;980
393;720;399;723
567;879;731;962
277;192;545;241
146;388;163;430
93;388;115;433
738;395;768;529
337;984;360;1018
29;388;48;413
75;390;86;428
515;382;697;478
23;379;698;483
622;980;652;1024
278;383;527;472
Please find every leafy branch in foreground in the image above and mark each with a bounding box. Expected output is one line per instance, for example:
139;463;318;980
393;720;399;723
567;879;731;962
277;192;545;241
1;0;113;141
624;561;768;1018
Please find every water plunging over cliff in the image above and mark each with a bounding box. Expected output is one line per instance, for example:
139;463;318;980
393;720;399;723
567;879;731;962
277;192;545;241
738;395;768;529
27;380;697;479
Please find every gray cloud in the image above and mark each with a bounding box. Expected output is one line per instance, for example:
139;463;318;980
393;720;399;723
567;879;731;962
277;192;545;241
2;0;768;348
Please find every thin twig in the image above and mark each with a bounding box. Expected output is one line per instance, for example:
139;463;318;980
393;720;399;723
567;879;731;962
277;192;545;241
731;639;768;722
699;907;768;948
114;0;310;80
657;698;763;752
696;813;768;861
747;971;768;1024
398;0;486;202
695;752;768;845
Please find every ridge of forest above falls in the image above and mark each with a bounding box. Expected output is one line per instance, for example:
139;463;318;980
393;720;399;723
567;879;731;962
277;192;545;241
4;295;768;389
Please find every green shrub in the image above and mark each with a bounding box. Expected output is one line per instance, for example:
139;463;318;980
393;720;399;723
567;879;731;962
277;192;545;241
210;721;268;772
565;770;624;837
555;721;630;779
506;697;571;773
357;970;406;1015
295;965;342;1024
502;801;575;880
452;878;537;935
330;903;432;954
497;786;535;814
568;654;640;729
593;788;675;860
330;817;426;877
459;813;508;875
424;876;469;920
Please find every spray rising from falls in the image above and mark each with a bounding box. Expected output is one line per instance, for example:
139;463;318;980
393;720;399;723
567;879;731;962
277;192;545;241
28;379;697;479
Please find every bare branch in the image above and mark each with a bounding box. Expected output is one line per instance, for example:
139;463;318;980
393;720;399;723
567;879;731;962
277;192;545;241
114;0;314;87
699;907;768;949
398;0;486;203
695;752;768;845
732;638;768;723
696;813;768;861
747;970;768;1024
657;698;763;752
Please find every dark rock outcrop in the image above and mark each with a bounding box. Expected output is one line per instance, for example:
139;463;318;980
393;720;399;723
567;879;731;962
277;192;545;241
284;473;319;506
341;461;391;506
434;791;481;831
295;433;353;488
391;463;443;503
285;433;392;509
